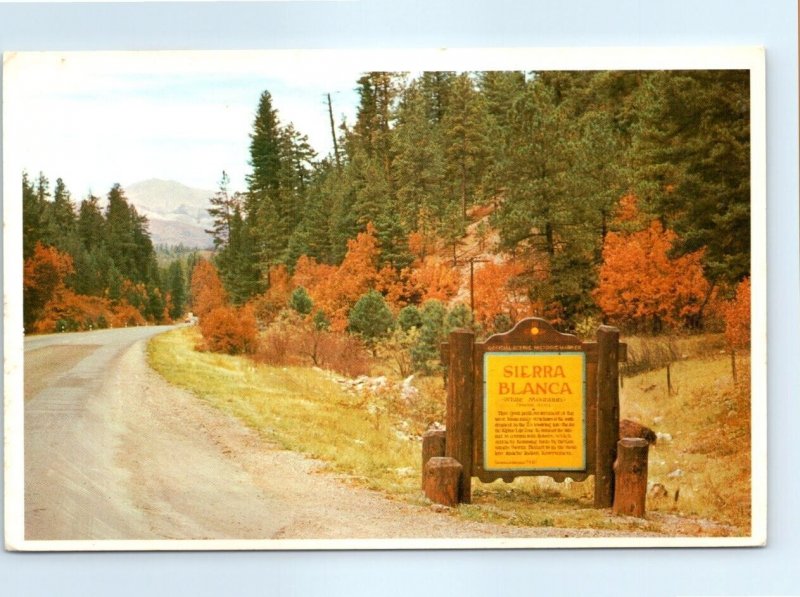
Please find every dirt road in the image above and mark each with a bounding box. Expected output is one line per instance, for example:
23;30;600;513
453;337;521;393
23;327;668;543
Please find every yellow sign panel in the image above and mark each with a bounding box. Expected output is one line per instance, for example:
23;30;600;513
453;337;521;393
484;352;586;471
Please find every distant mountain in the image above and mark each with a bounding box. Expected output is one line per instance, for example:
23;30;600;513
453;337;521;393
125;179;215;248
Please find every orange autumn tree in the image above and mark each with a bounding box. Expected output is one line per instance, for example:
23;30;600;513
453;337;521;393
408;256;461;303
199;303;259;355
724;277;751;350
308;223;381;331
33;291;148;334
249;264;293;324
23;242;152;333
291;255;337;307
472;260;534;331
109;300;148;328
375;264;411;308
23;243;74;330
292;255;338;292
191;258;258;354
190;258;228;318
594;199;709;331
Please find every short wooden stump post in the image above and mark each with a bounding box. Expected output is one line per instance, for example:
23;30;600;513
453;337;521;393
421;429;446;488
424;457;462;507
612;438;650;518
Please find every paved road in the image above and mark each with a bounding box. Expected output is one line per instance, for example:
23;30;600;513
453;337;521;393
24;326;177;540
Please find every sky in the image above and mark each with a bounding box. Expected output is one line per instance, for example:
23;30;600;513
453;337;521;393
6;48;763;200
5;51;365;197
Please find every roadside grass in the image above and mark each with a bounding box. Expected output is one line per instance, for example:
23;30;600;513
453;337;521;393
148;327;751;536
148;327;423;499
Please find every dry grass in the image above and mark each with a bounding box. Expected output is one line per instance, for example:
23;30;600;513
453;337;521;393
148;327;752;536
621;333;727;376
619;353;751;532
148;327;422;498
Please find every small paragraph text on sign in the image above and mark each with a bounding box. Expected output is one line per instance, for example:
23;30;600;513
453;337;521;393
483;352;586;471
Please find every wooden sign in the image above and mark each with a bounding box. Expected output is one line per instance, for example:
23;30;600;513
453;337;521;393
439;317;624;506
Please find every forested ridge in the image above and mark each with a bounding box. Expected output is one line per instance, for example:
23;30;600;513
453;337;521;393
205;70;750;337
23;69;751;346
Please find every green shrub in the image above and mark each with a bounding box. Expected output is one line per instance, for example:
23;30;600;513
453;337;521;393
397;305;422;331
313;309;330;331
289;286;314;315
411;300;447;374
348;290;394;351
445;303;473;333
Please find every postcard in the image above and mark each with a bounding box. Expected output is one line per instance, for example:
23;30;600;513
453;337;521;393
3;47;766;550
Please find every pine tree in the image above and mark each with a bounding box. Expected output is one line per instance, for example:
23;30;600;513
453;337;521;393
286;161;335;266
419;71;455;124
348;289;394;353
207;170;262;304
391;80;446;236
325;165;360;264
245;91;318;275
167;260;187;320
206;171;236;249
352;72;401;166
347;72;403;260
479;71;527;200
289;286;314;315
77;195;106;252
51;178;77;240
491;74;591;322
22;171;43;260
397;304;422;331
104;184;139;281
441;73;491;219
245;91;285;273
631;70;750;286
217;202;263;304
411;300;447;374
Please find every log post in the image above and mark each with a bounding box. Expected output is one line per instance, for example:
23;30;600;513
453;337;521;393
612;438;650;518
595;325;620;508
424;457;462;507
421;429;446;489
446;329;474;504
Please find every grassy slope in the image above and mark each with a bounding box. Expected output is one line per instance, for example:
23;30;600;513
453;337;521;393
148;327;751;535
619;353;751;530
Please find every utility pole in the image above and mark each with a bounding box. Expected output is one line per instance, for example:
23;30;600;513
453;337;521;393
468;257;489;315
453;252;489;317
326;93;341;169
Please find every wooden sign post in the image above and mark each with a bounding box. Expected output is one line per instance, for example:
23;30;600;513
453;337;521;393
426;317;628;510
445;329;475;503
